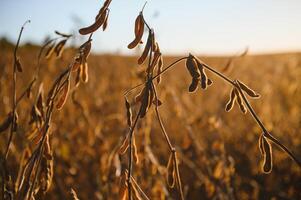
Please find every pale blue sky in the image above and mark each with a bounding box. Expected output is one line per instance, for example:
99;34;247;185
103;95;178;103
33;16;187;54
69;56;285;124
1;0;301;55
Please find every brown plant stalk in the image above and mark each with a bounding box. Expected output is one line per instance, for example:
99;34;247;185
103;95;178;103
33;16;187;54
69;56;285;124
4;20;31;159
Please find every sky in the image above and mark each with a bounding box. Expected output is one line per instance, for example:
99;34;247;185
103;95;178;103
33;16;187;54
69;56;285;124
0;0;301;55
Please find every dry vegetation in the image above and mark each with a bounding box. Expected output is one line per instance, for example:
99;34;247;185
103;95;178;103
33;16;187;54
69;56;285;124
0;1;301;200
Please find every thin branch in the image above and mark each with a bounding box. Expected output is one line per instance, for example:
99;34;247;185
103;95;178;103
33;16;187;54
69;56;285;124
5;20;30;159
235;80;301;167
151;57;188;81
127;105;142;200
151;82;173;151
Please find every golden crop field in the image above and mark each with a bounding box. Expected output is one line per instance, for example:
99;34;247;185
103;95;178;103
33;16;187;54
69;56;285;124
0;1;301;200
1;39;300;199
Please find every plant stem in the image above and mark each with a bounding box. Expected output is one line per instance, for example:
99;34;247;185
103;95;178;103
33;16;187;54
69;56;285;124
151;57;188;81
151;82;173;151
235;81;301;167
151;82;184;200
127;105;142;200
5;20;30;159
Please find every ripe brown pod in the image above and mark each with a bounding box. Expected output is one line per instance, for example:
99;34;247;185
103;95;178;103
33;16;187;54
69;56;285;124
56;79;70;110
199;65;208;89
102;11;109;31
16;57;23;72
79;8;108;35
258;135;264;155
262;136;273;173
225;88;236;112
0;112;13;133
188;78;199;93
237;80;260;98
119;172;128;200
156;55;163;84
125;97;132;127
137;30;152;65
128;14;144;49
234;88;247;114
119;134;130;155
135;87;146;103
71;57;82;72
80;62;89;83
207;78;213;86
133;136;139;164
186;54;200;79
45;42;56;59
140;87;150;118
54;39;67;57
166;153;175;188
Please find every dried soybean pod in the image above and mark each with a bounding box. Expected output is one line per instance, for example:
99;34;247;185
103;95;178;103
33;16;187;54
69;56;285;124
0;112;13;133
137;31;152;65
207;78;213;86
54;39;67;57
56;79;70;110
70;188;80;200
148;87;154;108
128;14;144;49
79;9;108;35
262;136;273;173
237;80;260;98
132;183;142;200
200;66;208;89
151;31;156;51
82;40;92;58
156;55;163;84
16;58;23;72
140;86;150;118
135;87;146;103
75;68;81;87
119;172;128;200
54;31;72;38
125;97;132;127
45;42;56;59
133;136;139;164
225;88;236;112
189;78;199;93
103;0;112;9
148;51;161;73
102;11;109;31
71;57;81;72
258;134;264;155
152;98;162;106
119;134;130;155
186;55;200;79
166;153;175;188
234;88;247;114
134;13;142;37
80;62;89;83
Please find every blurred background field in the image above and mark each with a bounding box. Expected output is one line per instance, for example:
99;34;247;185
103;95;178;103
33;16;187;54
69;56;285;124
0;38;300;199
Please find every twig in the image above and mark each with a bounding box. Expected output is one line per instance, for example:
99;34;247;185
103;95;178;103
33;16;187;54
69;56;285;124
5;20;30;159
